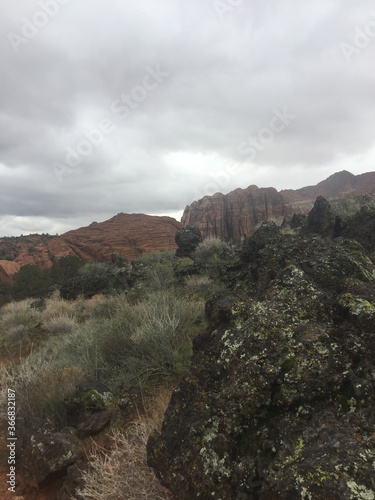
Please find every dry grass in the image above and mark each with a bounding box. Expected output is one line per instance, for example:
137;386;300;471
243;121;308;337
0;279;200;499
78;388;174;500
0;343;84;432
41;291;83;320
0;299;40;335
0;299;42;352
41;315;77;334
40;292;84;333
82;294;119;319
78;424;173;500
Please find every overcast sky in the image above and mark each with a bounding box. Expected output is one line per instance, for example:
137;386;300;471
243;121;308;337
1;0;374;236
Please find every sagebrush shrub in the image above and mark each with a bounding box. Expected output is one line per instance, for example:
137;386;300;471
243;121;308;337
0;299;41;345
54;291;205;389
41;292;82;321
40;292;82;333
192;237;234;264
135;250;175;265
142;263;176;290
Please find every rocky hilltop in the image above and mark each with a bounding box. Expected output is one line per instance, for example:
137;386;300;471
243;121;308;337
148;199;375;499
0;214;181;277
181;170;375;242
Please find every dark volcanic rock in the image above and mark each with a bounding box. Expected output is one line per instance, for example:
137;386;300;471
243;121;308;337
147;213;375;499
241;221;282;263
341;205;375;257
175;225;203;257
304;196;337;238
26;428;81;485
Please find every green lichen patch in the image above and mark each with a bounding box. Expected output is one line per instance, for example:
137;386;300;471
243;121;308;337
338;293;375;316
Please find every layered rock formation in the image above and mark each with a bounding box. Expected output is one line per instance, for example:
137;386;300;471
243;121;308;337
148;200;375;499
182;170;375;242
0;214;181;279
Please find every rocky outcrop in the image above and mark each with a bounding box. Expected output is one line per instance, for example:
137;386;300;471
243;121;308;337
342;205;375;258
148;206;375;499
175;225;203;257
0;214;181;278
304;195;338;238
26;428;82;485
181;185;291;243
182;170;375;242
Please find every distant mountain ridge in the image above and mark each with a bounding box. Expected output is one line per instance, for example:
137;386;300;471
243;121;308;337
1;170;374;281
0;214;181;278
181;170;375;242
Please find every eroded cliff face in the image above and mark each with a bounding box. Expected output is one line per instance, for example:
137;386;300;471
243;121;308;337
0;214;181;278
182;170;375;242
181;186;295;243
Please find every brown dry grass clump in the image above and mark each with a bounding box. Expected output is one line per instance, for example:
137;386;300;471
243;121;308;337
78;388;175;499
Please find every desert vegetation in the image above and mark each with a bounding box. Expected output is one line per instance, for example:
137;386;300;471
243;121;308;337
0;240;233;498
1;200;375;498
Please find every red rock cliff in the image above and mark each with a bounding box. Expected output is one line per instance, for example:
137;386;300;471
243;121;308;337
0;214;181;277
181;171;375;242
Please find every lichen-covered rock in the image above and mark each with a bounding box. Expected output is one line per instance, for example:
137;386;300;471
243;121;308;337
26;428;81;484
63;380;114;438
64;379;113;414
342;205;375;257
241;221;282;263
148;225;375;499
304;195;338;238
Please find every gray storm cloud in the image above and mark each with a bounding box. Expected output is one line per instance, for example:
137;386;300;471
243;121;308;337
0;0;374;235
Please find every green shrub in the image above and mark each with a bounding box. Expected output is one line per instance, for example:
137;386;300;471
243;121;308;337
50;256;84;286
55;291;205;390
0;281;13;307
60;262;130;299
192;237;235;264
184;275;225;298
12;265;52;300
135;250;175;265
142;263;176;290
